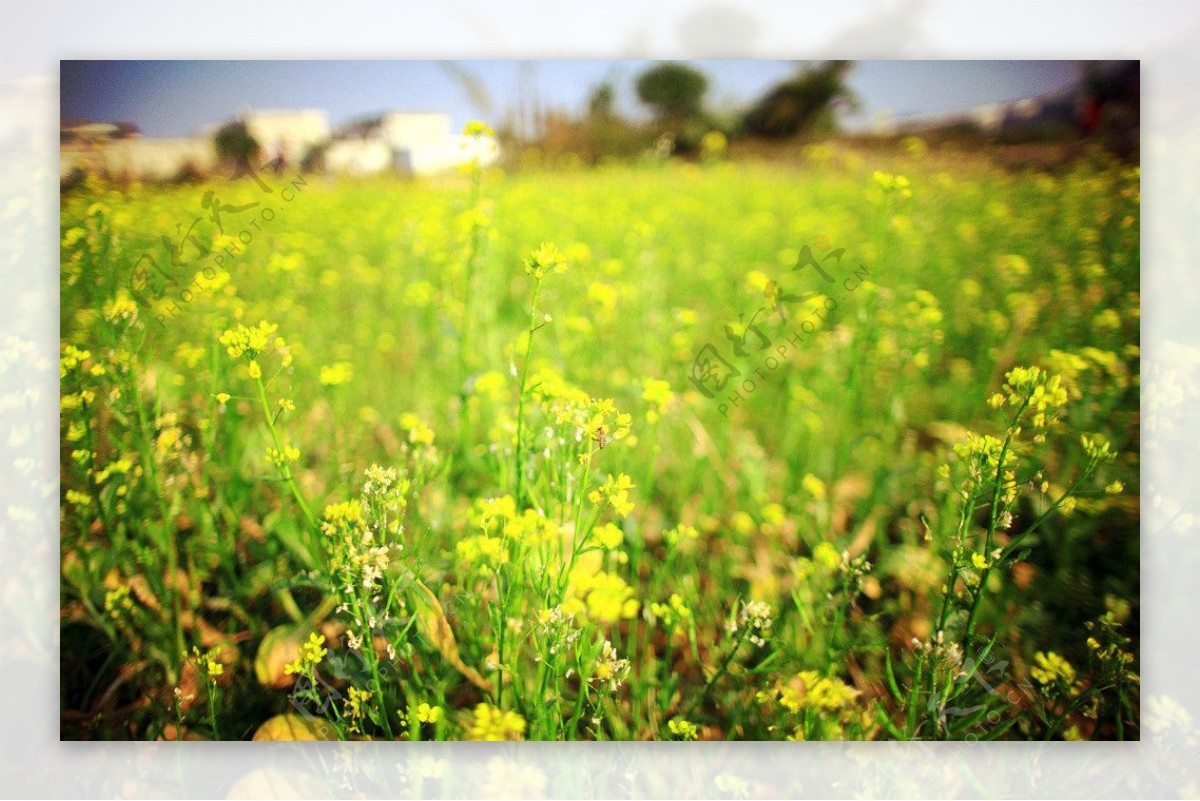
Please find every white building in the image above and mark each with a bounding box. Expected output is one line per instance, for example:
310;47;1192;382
60;108;497;181
240;108;330;166
329;111;499;176
61;133;216;181
324;139;394;176
102;136;217;180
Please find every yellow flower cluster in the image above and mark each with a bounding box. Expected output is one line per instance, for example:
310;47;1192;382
589;473;635;518
668;718;698;740
758;671;869;740
801;473;827;500
467;703;526;741
323;500;364;525
524;242;568;281
650;593;692;632
567;568;639;624
102;292;139;325
343;686;372;734
61;391;96;411
583;398;632;452
1080;433;1117;464
60;343;92;377
794;541;843;581
321;498;394;591
588;522;624;550
104;585;134;620
398;412;436;445
95;456;134;485
951;431;1019;500
1085;612;1137;671
192;645;226;679
471;494;517;532
463;120;495;138
460;497;550;569
701;130;727;158
219;320;280;361
664;523;699;549
319;361;354;387
456;534;508;571
508;509;559;546
641;378;674;424
1030;651;1078;690
777;671;859;713
471;370;508;403
873;170;913;198
154;413;187;461
404;701;443;725
284;632;328;676
1043;347;1133;400
265;444;300;467
988;365;1069;431
525;371;633;456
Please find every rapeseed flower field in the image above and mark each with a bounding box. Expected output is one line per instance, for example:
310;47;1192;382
60;138;1139;741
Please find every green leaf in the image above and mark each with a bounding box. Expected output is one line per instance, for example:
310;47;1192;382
884;648;904;703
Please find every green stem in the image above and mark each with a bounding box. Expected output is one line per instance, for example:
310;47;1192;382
458;157;484;380
962;395;1032;647
565;657;593;739
513;279;544;507
351;589;394;739
206;680;221;740
81;405;117;547
685;621;750;719
254;372;318;535
566;440;596;584
935;482;979;637
495;564;511;708
999;465;1094;562
127;364;184;680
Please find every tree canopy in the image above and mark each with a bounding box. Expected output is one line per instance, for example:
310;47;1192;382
743;61;855;139
635;62;709;123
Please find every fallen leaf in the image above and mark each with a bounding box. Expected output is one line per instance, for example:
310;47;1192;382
252;714;339;741
254;624;307;689
412;579;492;693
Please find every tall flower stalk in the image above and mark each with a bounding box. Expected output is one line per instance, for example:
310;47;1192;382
457;121;494;381
513;243;567;507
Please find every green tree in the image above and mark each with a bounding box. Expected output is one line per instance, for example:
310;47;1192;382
743;61;856;139
213;120;261;169
635;62;709;126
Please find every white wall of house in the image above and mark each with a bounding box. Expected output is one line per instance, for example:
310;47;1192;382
379;112;500;175
379;112;451;151
324;139;393;176
60;109;499;180
242;109;330;164
63;137;217;180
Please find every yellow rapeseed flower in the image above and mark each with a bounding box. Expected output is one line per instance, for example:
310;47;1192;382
668;718;698;740
319;362;354;387
524;242;568;281
463;120;495;138
1031;651;1077;687
467;703;526;741
218;320;279;360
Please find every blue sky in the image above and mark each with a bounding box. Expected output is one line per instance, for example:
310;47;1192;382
60;60;1087;136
